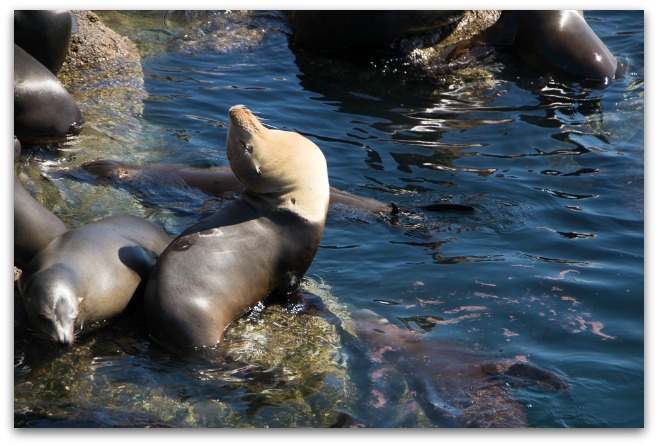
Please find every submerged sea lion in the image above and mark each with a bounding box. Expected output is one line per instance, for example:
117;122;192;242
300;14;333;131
144;105;330;355
352;309;567;427
18;215;171;345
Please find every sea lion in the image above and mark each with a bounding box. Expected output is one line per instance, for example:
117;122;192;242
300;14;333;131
18;215;171;345
14;10;75;76
481;10;620;84
81;160;392;215
14;137;69;268
144;105;330;355
286;10;620;84
80;160;474;220
14;43;83;140
351;309;567;427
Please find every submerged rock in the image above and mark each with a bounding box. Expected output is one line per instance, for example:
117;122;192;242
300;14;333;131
58;10;146;143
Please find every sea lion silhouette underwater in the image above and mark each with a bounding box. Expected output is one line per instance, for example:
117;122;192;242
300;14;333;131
80;160;474;222
348;309;568;428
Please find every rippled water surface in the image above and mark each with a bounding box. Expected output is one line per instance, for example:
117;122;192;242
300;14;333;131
13;10;644;428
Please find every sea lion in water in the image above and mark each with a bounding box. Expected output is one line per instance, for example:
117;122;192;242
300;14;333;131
479;10;620;84
18;215;171;345
81;160;394;216
80;160;474;220
351;309;567;427
14;136;69;268
144;105;330;355
14;43;83;140
286;10;620;84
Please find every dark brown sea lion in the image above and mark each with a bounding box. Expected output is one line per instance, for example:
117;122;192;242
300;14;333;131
81;160;392;215
18;215;171;345
144;105;330;355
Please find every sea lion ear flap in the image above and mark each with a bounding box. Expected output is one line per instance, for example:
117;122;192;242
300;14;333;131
78;296;85;304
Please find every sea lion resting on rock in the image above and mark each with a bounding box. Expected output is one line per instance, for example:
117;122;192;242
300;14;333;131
19;215;171;345
144;105;331;355
14;43;83;140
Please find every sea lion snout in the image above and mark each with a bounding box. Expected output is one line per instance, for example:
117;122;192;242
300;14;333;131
228;104;264;134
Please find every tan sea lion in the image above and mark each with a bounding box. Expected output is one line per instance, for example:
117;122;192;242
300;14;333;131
18;215;171;345
144;105;330;355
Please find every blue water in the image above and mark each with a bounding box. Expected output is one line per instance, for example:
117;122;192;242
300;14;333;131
13;10;644;428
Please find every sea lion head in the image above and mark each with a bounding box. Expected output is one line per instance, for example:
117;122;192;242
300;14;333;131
21;266;81;345
226;104;330;222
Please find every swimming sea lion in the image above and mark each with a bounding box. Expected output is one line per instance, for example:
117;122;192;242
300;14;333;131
14;43;83;140
80;160;474;221
18;215;171;345
81;159;392;215
14;137;69;268
144;105;330;355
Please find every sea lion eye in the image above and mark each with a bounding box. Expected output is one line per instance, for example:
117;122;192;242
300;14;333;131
240;141;254;155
